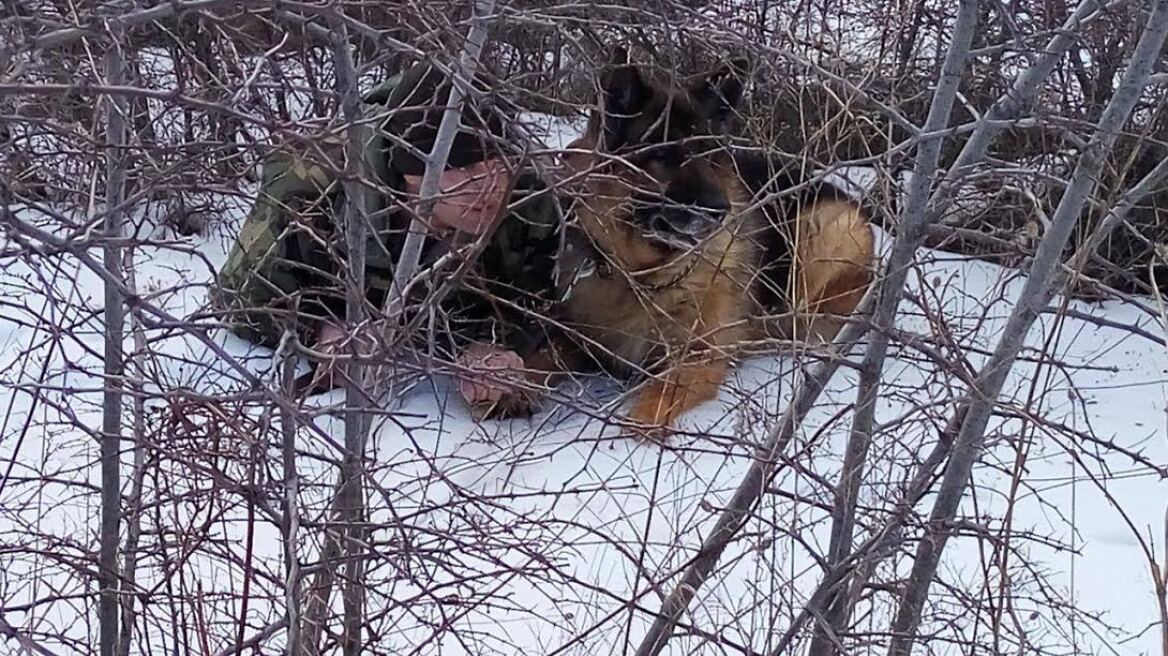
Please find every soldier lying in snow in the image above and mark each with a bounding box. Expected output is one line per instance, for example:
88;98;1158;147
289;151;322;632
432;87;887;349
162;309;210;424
208;60;565;416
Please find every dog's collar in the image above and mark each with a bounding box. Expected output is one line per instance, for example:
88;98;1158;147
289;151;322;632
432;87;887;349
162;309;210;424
554;225;611;302
552;224;704;301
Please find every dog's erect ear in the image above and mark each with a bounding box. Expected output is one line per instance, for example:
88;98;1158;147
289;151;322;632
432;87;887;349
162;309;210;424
690;57;748;126
599;51;649;119
596;48;652;150
607;45;632;67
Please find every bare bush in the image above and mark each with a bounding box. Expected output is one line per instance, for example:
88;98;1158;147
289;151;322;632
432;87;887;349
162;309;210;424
2;1;1168;656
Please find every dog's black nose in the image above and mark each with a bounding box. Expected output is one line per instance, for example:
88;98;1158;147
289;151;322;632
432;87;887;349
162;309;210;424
696;195;730;222
652;203;724;238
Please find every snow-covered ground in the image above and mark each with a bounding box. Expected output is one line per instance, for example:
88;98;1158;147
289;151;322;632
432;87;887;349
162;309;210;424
1;111;1166;656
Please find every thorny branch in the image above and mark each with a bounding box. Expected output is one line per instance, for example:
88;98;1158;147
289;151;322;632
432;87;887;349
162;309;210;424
887;0;1168;651
3;1;1168;656
807;2;980;653
632;285;879;656
98;22;128;656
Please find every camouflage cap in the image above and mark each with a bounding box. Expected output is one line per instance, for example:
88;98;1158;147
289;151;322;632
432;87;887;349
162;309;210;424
378;60;513;177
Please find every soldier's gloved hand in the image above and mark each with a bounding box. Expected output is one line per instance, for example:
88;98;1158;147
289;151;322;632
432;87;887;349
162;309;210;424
302;321;376;395
455;343;529;418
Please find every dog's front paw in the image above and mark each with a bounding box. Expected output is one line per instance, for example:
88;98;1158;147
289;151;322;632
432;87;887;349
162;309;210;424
624;362;728;442
624;380;686;440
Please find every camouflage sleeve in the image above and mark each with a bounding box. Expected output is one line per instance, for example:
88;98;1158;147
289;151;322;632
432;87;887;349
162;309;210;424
208;70;418;348
447;168;565;357
210;87;566;360
209;149;346;347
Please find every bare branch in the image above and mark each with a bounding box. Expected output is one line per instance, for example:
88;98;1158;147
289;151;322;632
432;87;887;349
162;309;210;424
334;15;372;656
385;0;499;311
0;0;268;61
931;0;1135;214
98;23;128;656
808;2;981;654
887;0;1168;651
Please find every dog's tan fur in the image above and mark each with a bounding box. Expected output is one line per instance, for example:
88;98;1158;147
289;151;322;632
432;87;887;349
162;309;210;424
501;53;876;435
761;198;877;345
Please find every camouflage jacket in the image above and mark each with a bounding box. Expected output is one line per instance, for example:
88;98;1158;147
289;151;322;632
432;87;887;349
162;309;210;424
211;70;565;356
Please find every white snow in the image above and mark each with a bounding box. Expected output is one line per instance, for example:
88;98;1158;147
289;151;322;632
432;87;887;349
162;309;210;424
2;113;1166;656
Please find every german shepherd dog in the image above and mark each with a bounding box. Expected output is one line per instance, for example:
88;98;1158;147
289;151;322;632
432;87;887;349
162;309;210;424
496;51;875;437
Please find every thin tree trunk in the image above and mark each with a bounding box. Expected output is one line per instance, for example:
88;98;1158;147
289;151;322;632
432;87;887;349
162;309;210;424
1159;505;1168;656
299;495;343;655
116;242;151;656
297;17;374;654
806;3;980;654
280;332;302;656
331;18;372;656
99;28;128;656
886;1;1168;652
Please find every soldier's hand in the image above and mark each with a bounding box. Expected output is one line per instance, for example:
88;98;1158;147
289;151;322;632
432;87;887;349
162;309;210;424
455;343;528;415
299;321;376;396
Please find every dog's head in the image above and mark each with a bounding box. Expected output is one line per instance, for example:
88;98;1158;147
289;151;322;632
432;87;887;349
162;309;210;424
562;50;751;270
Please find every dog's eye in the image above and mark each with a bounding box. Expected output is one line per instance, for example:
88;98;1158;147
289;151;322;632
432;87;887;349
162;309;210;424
645;144;683;165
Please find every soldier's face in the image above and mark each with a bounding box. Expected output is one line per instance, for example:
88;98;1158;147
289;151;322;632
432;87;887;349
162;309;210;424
402;158;511;237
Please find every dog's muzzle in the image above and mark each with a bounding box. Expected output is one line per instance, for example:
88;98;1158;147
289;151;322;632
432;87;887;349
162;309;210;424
645;201;727;248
